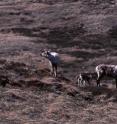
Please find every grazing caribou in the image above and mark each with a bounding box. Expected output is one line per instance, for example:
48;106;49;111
41;50;60;77
95;64;117;88
77;72;96;87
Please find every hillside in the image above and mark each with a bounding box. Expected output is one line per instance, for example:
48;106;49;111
0;0;117;124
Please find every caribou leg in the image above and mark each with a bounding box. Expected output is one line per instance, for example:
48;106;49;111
54;64;57;78
96;73;104;87
87;79;91;86
52;63;57;77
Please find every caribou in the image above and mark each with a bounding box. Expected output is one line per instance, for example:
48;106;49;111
77;72;96;87
95;64;117;88
41;50;60;77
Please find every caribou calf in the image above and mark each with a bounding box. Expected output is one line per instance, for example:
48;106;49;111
95;64;117;88
77;72;96;87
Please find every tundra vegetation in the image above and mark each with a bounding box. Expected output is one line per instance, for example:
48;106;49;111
0;0;117;124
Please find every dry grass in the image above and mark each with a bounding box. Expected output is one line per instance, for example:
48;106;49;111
0;0;117;124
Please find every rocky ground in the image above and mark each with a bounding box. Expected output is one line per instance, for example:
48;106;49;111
0;0;117;124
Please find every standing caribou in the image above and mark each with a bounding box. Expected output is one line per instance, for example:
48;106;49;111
41;50;60;77
95;64;117;88
77;72;96;86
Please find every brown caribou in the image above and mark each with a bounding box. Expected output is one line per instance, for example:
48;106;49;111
41;50;60;77
95;64;117;88
77;72;96;87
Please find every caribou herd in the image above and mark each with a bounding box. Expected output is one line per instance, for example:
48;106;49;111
77;64;117;88
41;50;117;89
0;49;117;89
